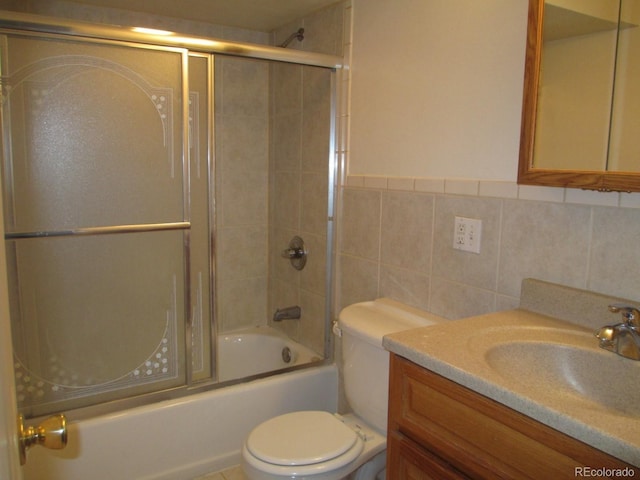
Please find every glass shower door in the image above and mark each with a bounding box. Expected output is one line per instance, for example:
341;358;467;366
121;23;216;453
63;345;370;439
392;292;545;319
0;33;194;418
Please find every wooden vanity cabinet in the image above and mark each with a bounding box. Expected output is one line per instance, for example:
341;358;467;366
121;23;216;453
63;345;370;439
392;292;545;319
386;354;639;480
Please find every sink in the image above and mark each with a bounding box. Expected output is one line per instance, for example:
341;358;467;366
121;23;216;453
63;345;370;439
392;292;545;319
384;308;640;465
484;341;640;417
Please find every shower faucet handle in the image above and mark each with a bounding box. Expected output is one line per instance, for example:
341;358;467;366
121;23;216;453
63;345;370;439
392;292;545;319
281;247;305;259
281;236;307;270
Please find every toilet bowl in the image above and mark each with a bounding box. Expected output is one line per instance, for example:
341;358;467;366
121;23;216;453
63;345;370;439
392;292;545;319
241;298;444;480
242;411;386;480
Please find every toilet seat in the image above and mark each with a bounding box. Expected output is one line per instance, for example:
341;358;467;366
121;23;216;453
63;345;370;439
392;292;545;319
244;411;365;476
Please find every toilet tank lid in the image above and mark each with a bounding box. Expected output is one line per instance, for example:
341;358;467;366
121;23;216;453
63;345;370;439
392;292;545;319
338;298;445;347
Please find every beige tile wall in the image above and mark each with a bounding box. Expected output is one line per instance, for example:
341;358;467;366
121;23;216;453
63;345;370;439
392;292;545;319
215;55;270;332
268;2;346;355
338;179;640;320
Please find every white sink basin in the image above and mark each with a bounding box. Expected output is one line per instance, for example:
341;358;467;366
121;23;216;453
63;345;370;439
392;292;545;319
484;341;640;417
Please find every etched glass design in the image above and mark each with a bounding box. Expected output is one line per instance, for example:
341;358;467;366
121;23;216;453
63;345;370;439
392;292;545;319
0;34;198;417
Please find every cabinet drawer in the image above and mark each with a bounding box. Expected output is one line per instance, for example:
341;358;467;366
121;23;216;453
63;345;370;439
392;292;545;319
387;430;469;480
388;354;638;479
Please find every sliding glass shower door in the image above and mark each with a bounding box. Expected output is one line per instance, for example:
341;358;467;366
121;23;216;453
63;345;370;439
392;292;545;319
0;24;336;420
1;33;213;418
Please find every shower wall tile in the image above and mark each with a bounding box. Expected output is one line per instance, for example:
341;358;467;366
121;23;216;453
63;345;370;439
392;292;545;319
498;199;591;298
299;289;326;355
301;2;345;56
219;170;268;227
271;63;303;116
221;58;269;117
301;122;331;175
272;113;302;172
300;232;327;296
219;114;269;173
272;171;301;230
218;276;267;331
300;173;328;235
217;226;267;281
214;57;269;334
589;206;640;299
269;2;346;354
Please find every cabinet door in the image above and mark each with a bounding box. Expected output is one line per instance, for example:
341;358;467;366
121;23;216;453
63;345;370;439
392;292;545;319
388;354;640;479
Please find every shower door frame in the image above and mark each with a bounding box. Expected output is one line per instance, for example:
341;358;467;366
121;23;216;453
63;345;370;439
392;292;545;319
0;9;342;426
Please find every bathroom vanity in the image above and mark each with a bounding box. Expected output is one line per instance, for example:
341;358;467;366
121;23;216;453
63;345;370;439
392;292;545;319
387;354;637;479
383;280;640;478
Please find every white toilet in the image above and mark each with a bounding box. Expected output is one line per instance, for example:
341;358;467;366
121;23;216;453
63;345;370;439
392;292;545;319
241;298;444;480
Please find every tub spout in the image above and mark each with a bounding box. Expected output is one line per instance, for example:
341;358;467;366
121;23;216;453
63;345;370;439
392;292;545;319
273;306;301;322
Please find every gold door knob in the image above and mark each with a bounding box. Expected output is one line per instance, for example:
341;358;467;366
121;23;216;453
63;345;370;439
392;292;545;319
18;414;68;465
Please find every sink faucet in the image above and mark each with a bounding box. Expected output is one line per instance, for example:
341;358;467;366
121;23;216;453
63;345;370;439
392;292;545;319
594;303;640;360
273;305;301;322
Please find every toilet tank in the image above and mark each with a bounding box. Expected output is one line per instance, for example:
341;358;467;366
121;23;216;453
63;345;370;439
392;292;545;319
338;298;444;434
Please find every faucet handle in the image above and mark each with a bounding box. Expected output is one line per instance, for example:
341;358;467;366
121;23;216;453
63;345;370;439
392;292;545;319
608;303;640;329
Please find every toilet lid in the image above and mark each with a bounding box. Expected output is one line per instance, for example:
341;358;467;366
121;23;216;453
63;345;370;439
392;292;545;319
246;411;358;466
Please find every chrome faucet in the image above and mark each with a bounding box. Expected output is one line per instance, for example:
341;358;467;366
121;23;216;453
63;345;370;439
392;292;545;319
594;303;640;360
273;305;301;322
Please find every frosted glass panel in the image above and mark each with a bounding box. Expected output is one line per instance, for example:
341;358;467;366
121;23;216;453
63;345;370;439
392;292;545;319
188;54;213;381
1;35;185;233
0;33;194;418
7;231;186;417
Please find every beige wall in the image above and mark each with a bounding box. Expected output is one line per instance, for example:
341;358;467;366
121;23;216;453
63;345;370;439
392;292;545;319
340;0;640;318
348;0;527;180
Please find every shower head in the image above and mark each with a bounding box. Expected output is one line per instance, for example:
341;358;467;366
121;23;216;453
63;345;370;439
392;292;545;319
279;28;304;48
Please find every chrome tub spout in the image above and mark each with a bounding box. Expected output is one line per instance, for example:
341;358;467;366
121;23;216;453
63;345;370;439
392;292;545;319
273;306;301;322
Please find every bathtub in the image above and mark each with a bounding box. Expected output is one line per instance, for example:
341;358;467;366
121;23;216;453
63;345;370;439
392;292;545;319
218;326;323;382
22;328;337;480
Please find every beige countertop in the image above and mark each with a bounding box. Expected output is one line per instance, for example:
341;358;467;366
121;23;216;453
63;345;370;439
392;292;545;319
383;308;640;467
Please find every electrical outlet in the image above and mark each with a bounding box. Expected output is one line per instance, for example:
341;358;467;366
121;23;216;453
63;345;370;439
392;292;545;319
453;216;482;254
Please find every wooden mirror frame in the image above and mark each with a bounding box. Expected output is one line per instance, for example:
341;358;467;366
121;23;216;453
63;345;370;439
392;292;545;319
518;0;640;193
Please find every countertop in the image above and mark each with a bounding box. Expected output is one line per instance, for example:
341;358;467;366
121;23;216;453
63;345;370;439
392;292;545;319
383;308;640;467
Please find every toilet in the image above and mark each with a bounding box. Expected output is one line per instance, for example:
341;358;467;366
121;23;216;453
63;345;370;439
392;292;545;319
241;298;444;480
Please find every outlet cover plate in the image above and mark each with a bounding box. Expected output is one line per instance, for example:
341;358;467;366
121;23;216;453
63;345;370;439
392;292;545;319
453;216;482;254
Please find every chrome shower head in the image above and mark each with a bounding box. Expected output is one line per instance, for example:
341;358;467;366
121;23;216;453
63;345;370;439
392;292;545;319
279;28;304;48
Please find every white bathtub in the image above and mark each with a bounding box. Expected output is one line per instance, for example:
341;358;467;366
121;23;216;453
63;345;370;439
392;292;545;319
218;326;323;382
22;329;337;480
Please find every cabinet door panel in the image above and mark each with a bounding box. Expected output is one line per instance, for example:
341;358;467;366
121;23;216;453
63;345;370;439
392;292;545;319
388;354;639;479
387;431;468;480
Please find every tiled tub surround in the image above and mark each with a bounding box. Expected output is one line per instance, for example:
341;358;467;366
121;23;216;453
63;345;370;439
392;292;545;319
338;176;640;319
383;279;640;466
267;4;346;355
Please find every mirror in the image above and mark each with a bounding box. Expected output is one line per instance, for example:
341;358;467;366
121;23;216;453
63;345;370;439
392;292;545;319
519;0;640;192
